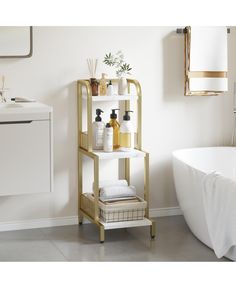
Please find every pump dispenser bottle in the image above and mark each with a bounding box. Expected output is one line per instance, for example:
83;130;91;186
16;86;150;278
92;108;105;150
103;123;113;152
119;111;134;151
107;80;114;96
109;109;120;149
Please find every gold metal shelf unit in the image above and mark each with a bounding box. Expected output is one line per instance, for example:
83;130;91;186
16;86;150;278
77;78;155;243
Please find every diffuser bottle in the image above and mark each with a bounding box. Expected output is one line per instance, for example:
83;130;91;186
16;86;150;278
99;73;107;96
103;123;113;152
92;109;105;150
119;111;134;151
90;78;99;96
109;109;120;150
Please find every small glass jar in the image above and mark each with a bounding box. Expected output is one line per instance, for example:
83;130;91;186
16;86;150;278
0;89;9;103
90;78;99;96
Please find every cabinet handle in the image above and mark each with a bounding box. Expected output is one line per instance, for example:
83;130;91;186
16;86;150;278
0;121;33;125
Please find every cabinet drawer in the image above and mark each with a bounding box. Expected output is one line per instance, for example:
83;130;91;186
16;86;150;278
0;119;52;195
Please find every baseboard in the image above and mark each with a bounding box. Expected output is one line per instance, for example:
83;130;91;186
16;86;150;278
150;206;182;218
0;207;182;232
0;216;79;232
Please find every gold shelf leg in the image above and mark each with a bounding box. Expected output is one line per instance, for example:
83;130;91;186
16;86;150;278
94;155;100;222
150;220;156;239
78;152;83;224
124;93;131;185
79;213;83;225
87;84;93;152
144;152;149;218
137;85;142;150
99;225;105;243
125;158;130;185
78;82;83;225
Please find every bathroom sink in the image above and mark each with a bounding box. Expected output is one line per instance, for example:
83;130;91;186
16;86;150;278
0;101;52;122
0;103;23;108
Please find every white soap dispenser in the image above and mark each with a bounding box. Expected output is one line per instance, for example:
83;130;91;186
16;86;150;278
92;108;105;150
107;80;114;96
103;123;113;152
119;110;134;151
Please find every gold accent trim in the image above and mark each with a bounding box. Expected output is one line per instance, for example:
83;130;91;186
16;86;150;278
188;71;227;78
186;90;224;96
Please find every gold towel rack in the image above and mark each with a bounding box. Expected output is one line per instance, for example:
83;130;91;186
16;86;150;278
176;27;230;34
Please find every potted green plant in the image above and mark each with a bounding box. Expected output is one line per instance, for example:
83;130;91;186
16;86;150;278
103;50;132;95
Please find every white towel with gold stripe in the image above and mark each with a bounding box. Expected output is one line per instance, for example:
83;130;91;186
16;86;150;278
188;26;228;93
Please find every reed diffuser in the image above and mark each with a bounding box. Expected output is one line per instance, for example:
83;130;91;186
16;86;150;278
0;75;8;103
87;58;99;96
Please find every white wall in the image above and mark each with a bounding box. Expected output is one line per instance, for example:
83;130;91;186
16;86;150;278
0;26;235;224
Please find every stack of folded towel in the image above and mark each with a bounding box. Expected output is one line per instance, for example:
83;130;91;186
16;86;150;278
93;179;137;203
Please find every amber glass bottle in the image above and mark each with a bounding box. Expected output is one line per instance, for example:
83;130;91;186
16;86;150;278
109;109;120;149
90;78;99;96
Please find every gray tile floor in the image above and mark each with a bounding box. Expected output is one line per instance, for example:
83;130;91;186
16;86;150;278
0;216;229;261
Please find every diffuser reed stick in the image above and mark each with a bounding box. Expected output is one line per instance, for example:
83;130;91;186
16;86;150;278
87;58;98;78
2;75;5;91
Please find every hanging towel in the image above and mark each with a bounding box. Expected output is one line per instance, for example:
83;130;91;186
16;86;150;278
185;26;228;96
202;172;236;258
100;185;136;201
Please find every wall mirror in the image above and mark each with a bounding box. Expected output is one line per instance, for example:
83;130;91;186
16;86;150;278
0;26;33;58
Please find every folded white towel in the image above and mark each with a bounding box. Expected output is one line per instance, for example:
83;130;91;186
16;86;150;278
189;78;228;92
93;179;128;192
100;185;136;201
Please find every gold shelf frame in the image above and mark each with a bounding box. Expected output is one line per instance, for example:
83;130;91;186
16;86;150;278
77;78;155;243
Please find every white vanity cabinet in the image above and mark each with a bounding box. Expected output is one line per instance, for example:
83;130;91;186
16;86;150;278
0;102;53;196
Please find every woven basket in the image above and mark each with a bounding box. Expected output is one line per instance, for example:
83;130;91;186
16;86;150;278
81;193;147;223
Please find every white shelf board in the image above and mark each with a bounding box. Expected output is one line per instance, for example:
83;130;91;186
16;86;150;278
82;94;138;102
93;149;145;160
100;217;152;230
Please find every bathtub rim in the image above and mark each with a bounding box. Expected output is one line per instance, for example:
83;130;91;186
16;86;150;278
172;146;236;177
172;146;236;261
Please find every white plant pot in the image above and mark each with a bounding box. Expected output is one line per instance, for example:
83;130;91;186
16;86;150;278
118;77;128;95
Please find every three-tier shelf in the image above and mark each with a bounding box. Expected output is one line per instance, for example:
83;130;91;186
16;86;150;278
77;78;155;243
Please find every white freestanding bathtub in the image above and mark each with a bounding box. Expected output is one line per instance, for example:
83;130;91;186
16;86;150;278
172;147;236;261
